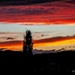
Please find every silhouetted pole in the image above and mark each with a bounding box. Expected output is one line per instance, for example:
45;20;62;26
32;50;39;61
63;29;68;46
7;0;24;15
23;30;33;55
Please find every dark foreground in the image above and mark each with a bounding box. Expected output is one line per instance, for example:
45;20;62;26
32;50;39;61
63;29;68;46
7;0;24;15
0;51;75;75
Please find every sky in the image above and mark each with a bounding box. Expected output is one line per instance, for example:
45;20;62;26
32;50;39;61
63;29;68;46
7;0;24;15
0;0;75;51
0;1;75;24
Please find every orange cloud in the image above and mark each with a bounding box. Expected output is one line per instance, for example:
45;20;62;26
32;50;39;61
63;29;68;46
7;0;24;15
0;41;23;51
33;36;75;47
0;36;75;51
34;38;75;48
34;36;75;44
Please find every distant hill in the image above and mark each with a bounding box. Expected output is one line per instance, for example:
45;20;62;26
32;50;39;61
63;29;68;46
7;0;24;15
33;49;58;54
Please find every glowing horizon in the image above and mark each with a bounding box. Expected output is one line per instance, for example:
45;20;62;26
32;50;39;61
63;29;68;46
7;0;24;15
0;36;75;51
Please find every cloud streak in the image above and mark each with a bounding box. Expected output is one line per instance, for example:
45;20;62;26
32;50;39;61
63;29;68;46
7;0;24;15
34;36;75;44
0;41;23;51
0;1;75;24
0;0;57;6
0;0;75;6
0;36;75;50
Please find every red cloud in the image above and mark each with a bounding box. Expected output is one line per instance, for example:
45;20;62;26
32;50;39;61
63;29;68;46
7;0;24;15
0;1;75;24
0;41;23;47
34;36;75;44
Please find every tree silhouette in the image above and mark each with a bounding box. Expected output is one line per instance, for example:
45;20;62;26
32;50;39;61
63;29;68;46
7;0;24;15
23;30;33;55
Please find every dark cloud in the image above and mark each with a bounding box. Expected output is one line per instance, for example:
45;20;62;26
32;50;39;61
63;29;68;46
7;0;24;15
0;0;75;6
6;37;15;40
0;37;15;40
0;0;57;6
0;6;54;15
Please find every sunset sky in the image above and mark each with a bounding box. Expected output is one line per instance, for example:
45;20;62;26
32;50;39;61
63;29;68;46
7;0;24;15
0;0;75;51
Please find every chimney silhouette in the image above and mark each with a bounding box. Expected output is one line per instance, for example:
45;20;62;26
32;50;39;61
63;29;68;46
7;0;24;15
23;30;33;55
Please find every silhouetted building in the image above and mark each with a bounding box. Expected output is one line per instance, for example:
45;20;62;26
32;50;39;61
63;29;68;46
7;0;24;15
23;30;33;55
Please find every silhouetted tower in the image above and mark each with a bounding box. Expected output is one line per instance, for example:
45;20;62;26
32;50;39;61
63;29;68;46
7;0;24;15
23;30;33;55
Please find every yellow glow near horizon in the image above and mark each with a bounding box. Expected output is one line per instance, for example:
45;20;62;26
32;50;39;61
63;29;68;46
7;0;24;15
34;39;75;47
0;38;75;51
